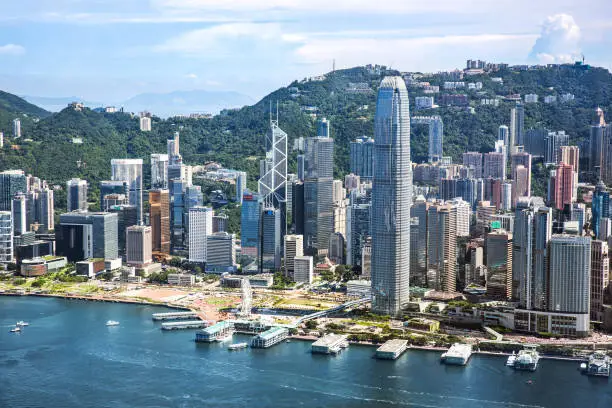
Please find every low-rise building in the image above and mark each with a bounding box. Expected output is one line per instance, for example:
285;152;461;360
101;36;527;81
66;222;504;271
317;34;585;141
167;273;195;286
346;279;371;297
404;318;440;333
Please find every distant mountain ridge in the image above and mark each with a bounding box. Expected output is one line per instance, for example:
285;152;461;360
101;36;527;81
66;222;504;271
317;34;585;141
121;90;255;117
24;90;254;117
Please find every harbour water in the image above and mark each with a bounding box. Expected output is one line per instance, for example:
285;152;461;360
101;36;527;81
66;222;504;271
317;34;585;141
1;296;612;408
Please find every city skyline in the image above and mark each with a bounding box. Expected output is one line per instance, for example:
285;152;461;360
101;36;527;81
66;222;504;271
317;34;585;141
0;2;610;103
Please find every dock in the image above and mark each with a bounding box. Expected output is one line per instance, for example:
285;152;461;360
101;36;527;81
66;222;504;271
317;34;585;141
161;320;209;331
251;327;289;348
195;321;235;342
152;311;198;321
311;334;349;354
376;339;409;360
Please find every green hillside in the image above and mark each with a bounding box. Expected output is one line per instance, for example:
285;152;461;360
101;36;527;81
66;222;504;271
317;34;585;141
0;63;611;210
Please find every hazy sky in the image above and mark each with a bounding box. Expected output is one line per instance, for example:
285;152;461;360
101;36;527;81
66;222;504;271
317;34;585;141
0;0;610;103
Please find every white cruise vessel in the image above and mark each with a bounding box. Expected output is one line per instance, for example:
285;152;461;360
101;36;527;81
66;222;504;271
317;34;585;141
582;351;610;377
513;345;540;371
106;320;120;326
441;343;473;366
228;342;248;350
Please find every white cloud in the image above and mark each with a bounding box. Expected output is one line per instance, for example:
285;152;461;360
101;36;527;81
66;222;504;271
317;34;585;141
294;34;537;70
153;23;300;56
529;14;581;64
185;73;198;79
0;44;25;55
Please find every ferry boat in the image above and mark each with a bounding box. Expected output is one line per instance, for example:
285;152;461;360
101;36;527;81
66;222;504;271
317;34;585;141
506;351;517;367
581;351;610;377
106;320;120;326
441;343;473;366
16;321;29;327
10;326;21;333
513;345;540;371
228;342;249;350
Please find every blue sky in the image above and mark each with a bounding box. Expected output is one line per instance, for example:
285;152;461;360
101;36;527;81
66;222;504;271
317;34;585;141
0;0;610;103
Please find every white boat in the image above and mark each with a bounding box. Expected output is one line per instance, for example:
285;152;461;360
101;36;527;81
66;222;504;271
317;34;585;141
506;351;517;367
16;321;29;327
228;342;248;350
441;343;473;366
583;351;610;377
10;326;21;333
514;345;540;371
106;320;120;326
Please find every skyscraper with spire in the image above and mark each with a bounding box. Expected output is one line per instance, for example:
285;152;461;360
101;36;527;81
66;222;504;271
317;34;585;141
370;76;412;316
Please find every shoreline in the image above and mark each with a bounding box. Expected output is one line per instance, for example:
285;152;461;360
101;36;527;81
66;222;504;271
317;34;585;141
0;292;602;362
0;291;190;312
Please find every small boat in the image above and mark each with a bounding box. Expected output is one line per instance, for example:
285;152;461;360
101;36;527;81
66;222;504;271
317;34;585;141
106;320;120;326
228;342;248;350
16;321;29;327
506;351;517;367
10;326;21;333
286;339;291;343
582;351;611;377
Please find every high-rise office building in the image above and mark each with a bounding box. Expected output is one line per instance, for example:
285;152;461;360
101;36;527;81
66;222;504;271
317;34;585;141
188;206;213;265
56;212;118;262
258;116;288;252
0;132;3;148
512;165;530;206
592;181;609;238
206;232;236;272
284;234;303;280
0;211;12;263
510;102;524;152
371;76;412;315
511;152;531;193
111;159;144;224
486;229;513;300
498;125;509;146
293;256;314;284
328;232;345;264
513;199;552;309
170;178;187;253
428;116;444;163
548;234;591;315
410;196;429;284
462;152;483;178
590;108;611;181
37;188;54;233
241;191;261;257
559;145;579;173
11;194;27;235
13;118;21;138
304;129;334;255
544;131;569;164
260;207;281;272
501;181;513;211
347;189;371;267
483;152;506;179
139;116;152;132
66;178;88;212
126;225;152;267
350;136;374;180
524;128;548;157
0;170;27;211
151;153;169;189
590;240;609;322
108;205;137;256
548;163;574;210
297;154;305;181
427;204;457;292
149;189;170;254
235;171;247;203
212;214;228;233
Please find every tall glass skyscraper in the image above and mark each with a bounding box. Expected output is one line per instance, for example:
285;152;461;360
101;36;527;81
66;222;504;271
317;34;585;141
350;136;374;180
111;159;143;224
240;191;261;257
371;76;412;316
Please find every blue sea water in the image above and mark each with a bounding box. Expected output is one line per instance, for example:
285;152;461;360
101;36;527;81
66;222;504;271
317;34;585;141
1;296;611;408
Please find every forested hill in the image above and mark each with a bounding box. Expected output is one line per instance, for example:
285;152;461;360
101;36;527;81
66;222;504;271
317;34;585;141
0;63;611;203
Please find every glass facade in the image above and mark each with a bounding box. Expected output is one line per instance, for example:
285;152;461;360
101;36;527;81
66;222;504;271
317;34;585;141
370;76;412;316
240;192;261;256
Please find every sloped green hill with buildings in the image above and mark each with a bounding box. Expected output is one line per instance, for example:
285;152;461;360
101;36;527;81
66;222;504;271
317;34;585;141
0;63;611;209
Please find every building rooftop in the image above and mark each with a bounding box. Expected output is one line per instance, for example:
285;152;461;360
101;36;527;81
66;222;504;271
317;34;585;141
312;334;346;347
377;339;408;353
256;326;287;341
